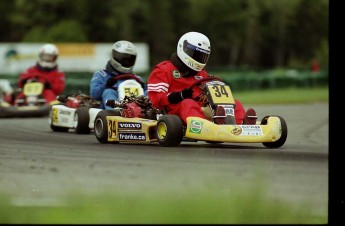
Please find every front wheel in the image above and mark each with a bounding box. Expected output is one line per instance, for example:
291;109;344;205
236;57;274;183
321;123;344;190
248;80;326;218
94;110;119;143
156;115;184;147
74;107;90;134
261;115;288;148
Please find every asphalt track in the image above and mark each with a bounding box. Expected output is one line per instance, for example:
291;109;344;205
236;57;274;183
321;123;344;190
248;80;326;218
0;103;328;218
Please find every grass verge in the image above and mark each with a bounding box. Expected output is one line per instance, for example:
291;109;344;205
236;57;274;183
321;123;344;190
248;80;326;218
235;86;328;104
0;185;327;224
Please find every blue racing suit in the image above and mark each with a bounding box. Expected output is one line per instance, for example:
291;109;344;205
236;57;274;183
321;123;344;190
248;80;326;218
90;65;148;110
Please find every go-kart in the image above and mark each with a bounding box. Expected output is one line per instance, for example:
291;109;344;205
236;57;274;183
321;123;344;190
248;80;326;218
0;77;56;118
48;74;146;134
94;76;288;148
48;92;102;134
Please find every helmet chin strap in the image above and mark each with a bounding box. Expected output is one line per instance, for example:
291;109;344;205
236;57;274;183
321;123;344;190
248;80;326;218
105;61;120;74
170;53;198;77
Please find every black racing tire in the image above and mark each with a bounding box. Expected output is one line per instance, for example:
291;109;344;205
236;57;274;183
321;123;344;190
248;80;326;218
48;108;69;132
94;110;119;144
156;115;184;147
74;107;91;134
261;115;288;148
49;124;69;132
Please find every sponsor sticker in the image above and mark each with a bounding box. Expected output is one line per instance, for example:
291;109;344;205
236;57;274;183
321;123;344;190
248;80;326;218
231;126;242;135
223;106;234;116
61;117;69;123
118;122;142;130
231;125;263;136
172;70;181;78
52;108;58;124
189;120;203;134
119;132;146;141
59;110;72;115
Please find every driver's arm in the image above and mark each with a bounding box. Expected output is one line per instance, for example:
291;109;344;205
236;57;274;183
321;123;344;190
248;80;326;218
147;68;171;110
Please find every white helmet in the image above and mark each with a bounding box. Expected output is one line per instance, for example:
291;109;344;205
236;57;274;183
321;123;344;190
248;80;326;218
38;43;59;69
177;31;211;72
109;40;137;73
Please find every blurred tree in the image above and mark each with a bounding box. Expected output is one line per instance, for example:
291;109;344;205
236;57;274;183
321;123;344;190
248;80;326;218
0;0;328;70
0;1;15;41
255;0;300;68
23;20;88;42
146;0;175;65
287;0;329;68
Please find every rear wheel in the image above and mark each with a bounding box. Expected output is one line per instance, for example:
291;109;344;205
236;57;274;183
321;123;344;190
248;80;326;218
156;115;184;147
261;115;288;148
74;107;90;134
94;110;120;143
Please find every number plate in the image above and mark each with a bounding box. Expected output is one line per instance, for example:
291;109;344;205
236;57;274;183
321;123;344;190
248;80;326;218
23;82;43;96
206;84;235;105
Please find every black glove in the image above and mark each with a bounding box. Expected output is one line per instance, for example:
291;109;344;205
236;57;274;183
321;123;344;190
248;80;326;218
57;94;68;103
44;82;51;89
168;88;193;104
106;78;116;88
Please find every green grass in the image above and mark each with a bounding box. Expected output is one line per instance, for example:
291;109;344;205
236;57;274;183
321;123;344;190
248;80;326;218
235;86;328;104
0;185;327;224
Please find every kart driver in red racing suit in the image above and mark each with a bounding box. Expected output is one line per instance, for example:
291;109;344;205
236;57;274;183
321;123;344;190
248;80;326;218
147;31;257;125
10;43;65;104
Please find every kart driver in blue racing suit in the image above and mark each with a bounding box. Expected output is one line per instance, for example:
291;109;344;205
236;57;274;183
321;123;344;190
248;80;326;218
90;40;147;109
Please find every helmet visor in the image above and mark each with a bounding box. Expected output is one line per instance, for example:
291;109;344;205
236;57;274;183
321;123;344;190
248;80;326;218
112;50;136;68
40;53;57;62
183;40;210;64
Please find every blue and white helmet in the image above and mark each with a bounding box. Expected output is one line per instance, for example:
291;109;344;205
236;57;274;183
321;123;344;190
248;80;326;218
177;32;211;72
109;40;137;73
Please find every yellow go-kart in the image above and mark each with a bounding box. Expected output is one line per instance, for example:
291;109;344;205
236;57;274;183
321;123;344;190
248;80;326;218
0;78;55;118
94;76;287;148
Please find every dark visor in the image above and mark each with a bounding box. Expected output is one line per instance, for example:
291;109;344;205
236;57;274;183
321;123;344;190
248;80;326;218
112;50;136;68
183;40;210;64
40;53;57;62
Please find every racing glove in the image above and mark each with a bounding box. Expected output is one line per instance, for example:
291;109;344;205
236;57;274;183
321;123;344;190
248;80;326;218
168;88;193;104
44;82;51;89
105;99;120;108
106;78;116;88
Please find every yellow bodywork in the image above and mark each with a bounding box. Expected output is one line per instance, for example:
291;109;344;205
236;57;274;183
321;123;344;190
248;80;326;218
185;116;283;143
106;116;157;142
102;115;283;144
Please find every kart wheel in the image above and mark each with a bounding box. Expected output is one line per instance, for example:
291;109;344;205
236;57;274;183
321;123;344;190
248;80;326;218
94;110;119;144
156;115;183;147
261;115;288;148
74;107;90;134
48;109;69;132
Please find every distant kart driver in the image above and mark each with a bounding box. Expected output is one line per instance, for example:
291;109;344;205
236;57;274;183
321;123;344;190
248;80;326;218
6;43;65;104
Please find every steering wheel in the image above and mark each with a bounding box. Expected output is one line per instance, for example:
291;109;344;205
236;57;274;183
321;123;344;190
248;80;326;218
109;74;146;89
186;76;224;104
24;74;49;83
188;76;224;90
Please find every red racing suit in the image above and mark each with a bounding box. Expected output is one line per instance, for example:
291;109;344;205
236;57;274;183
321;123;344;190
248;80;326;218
147;60;246;124
16;65;65;103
